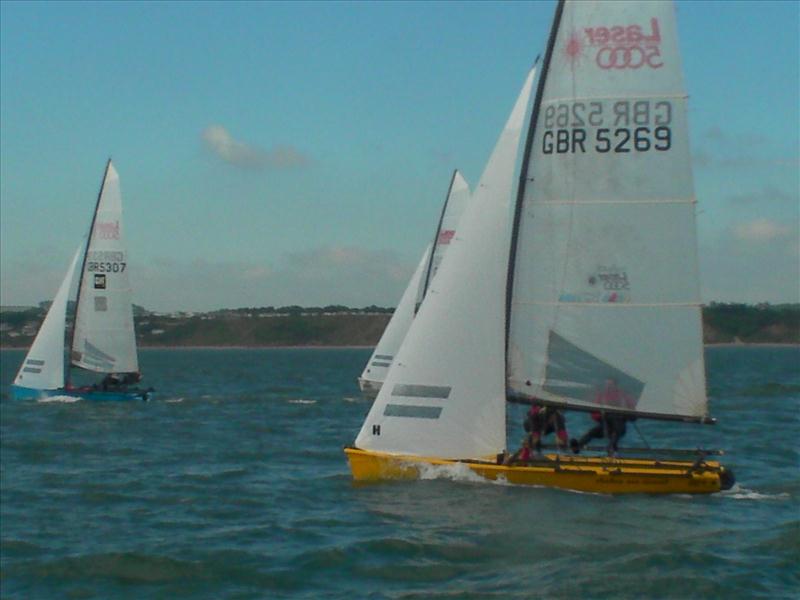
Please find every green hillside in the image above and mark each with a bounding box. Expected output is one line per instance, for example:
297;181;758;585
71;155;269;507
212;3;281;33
1;303;797;348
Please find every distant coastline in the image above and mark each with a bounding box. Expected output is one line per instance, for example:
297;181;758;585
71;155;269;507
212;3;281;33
2;303;798;350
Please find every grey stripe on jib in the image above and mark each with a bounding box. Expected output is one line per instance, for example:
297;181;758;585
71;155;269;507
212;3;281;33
374;354;393;360
371;361;391;367
26;359;46;366
23;367;42;374
383;404;443;419
391;384;451;399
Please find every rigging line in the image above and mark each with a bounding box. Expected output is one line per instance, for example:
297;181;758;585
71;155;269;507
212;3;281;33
511;301;703;308
532;198;697;205
542;93;688;104
633;420;651;450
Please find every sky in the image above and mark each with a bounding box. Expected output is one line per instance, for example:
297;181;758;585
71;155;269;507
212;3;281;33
1;0;798;312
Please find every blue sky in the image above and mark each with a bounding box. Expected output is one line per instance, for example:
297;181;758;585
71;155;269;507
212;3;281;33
1;0;797;312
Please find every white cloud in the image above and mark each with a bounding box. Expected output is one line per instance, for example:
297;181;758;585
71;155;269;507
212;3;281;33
700;216;800;303
693;127;798;170
201;125;309;170
732;218;792;242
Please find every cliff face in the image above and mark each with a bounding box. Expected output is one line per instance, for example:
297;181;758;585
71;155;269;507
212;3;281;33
2;304;798;348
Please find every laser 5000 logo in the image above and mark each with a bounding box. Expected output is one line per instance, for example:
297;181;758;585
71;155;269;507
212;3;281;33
565;18;664;70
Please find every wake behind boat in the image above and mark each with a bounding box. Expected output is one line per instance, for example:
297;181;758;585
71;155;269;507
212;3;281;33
346;0;734;494
11;160;153;402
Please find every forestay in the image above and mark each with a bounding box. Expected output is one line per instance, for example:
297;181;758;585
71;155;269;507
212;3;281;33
416;170;471;310
359;245;431;388
13;246;83;390
507;0;708;421
71;161;139;375
355;67;536;458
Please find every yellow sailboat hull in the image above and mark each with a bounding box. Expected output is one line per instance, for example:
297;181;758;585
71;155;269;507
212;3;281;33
344;447;732;495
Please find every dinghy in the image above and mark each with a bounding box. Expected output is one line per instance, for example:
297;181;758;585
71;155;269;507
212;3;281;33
358;171;470;399
346;0;734;494
11;160;153;402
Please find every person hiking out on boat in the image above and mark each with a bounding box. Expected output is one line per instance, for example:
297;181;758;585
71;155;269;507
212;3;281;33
570;411;629;456
524;404;568;453
504;436;533;465
100;372;140;391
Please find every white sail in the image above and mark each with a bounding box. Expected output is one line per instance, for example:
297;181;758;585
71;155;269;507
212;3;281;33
71;161;139;374
355;66;536;459
415;170;471;309
507;0;708;420
359;245;432;390
13;245;83;390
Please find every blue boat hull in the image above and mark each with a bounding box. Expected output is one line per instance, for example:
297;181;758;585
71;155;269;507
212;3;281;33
9;385;153;402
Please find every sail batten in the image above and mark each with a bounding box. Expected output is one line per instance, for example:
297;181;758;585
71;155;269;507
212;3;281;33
507;0;708;421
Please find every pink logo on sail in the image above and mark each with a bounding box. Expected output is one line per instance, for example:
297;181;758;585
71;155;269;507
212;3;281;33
95;221;120;240
567;18;664;70
437;230;455;245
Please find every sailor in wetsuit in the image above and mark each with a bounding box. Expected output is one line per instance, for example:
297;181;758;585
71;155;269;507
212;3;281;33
524;404;568;453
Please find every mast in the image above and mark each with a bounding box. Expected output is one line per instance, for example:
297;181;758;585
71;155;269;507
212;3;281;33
417;169;458;312
66;157;112;387
505;2;562;360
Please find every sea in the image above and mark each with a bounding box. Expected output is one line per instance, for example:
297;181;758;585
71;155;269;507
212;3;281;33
1;346;798;599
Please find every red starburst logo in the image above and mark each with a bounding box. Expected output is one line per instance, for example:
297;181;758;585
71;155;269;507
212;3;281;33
564;32;583;62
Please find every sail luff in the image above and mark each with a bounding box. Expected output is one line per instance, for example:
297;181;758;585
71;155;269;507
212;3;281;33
67;158;112;385
418;170;458;311
505;23;560;357
416;170;471;312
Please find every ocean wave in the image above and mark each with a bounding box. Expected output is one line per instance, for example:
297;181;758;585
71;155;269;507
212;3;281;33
288;399;317;404
36;395;81;404
416;462;500;485
721;484;791;501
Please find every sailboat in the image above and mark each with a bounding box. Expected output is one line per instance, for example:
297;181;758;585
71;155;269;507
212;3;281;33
358;171;471;399
346;0;734;494
11;160;153;402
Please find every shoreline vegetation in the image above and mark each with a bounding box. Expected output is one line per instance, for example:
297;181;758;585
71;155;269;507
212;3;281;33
1;302;798;350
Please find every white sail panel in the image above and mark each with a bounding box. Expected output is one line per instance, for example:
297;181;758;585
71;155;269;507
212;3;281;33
507;0;707;419
355;67;536;458
71;161;139;374
417;170;471;308
359;245;431;390
13;245;83;390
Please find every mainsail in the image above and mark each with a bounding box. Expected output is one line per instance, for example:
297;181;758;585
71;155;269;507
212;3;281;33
70;160;139;375
355;66;536;459
13;245;83;390
415;170;471;311
506;0;708;421
359;245;431;389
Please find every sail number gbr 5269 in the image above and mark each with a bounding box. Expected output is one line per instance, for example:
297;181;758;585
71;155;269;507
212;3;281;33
542;100;672;154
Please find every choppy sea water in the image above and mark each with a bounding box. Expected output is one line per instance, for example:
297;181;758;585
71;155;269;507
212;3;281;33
1;346;798;599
